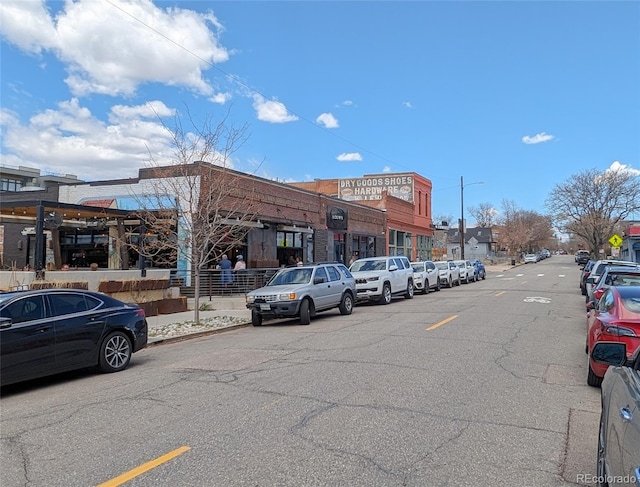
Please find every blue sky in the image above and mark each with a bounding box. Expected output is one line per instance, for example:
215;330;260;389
1;0;638;224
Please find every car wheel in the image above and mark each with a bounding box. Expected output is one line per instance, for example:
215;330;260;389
299;299;311;325
338;293;354;315
482;272;486;280
447;277;453;288
587;358;603;387
251;309;263;327
596;411;609;487
380;283;392;304
99;331;132;373
457;277;461;286
423;279;429;295
405;280;414;299
435;280;441;291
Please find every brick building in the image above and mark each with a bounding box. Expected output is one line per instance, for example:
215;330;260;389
289;172;434;261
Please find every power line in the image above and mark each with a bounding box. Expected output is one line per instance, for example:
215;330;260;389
103;0;409;171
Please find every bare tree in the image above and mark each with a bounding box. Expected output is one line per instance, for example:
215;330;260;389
496;200;553;257
545;167;640;257
467;202;497;228
127;109;258;323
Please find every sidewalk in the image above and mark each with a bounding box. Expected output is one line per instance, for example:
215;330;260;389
146;263;517;345
146;296;251;345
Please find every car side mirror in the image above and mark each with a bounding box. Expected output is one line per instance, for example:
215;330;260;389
591;342;627;366
389;265;398;271
0;317;12;329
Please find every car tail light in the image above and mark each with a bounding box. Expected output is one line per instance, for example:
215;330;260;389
594;289;605;300
135;308;146;318
603;325;637;337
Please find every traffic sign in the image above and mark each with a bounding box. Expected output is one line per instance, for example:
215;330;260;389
608;234;623;248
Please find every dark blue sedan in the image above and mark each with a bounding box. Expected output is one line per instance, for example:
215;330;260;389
0;288;147;387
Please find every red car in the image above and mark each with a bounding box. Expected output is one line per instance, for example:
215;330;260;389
586;286;640;387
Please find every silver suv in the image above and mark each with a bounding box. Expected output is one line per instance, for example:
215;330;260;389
245;263;356;326
349;256;414;304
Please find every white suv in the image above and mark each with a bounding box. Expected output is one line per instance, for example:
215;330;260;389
349;256;414;304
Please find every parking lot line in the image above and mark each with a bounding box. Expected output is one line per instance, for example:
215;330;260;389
495;291;506;296
426;315;458;331
97;446;191;487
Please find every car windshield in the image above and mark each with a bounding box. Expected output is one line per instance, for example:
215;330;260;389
435;262;448;270
411;264;424;272
0;292;20;305
350;260;386;272
268;268;313;286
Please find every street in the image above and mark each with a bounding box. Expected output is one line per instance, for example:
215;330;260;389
0;256;601;486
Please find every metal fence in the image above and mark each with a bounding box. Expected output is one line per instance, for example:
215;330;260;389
177;268;279;298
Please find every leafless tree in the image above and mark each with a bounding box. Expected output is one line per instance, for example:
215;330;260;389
544;167;640;257
467;202;498;228
496;200;554;257
127;109;258;323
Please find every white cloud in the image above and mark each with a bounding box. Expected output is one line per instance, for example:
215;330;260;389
209;92;232;104
382;166;391;173
316;112;339;129
0;0;230;97
337;152;362;162
252;94;298;123
0;98;209;180
522;132;555;144
403;101;413;109
342;100;353;106
608;160;640;176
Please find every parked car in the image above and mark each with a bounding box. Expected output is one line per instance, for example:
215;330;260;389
524;253;538;264
579;259;596;296
245;262;356;326
349;256;414;304
434;261;461;288
585;259;639;303
0;288;148;387
472;259;486;280
586;286;640;387
590;342;640;485
410;260;441;294
586;265;640;310
454;260;476;283
575;250;591;265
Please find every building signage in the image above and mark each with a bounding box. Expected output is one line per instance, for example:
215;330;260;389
338;175;414;202
327;206;348;230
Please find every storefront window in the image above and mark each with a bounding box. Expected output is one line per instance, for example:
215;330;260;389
389;229;411;256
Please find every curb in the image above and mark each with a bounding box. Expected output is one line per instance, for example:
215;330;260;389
146;321;251;347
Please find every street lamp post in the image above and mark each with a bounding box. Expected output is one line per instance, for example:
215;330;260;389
460;176;484;259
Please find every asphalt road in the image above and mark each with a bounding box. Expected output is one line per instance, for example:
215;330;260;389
0;255;602;486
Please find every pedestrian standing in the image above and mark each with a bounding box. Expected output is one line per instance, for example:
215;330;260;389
234;255;246;271
219;254;233;286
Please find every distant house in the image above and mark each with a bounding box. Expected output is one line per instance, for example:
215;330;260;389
445;227;495;260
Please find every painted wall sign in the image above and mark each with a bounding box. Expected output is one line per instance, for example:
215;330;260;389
338;175;414;202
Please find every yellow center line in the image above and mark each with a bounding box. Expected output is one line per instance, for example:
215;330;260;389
521;280;527;285
426;314;458;331
97;446;191;487
495;291;506;296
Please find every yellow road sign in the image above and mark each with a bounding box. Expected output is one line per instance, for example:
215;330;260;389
609;234;623;248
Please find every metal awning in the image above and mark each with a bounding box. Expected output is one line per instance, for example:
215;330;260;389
0;200;131;224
